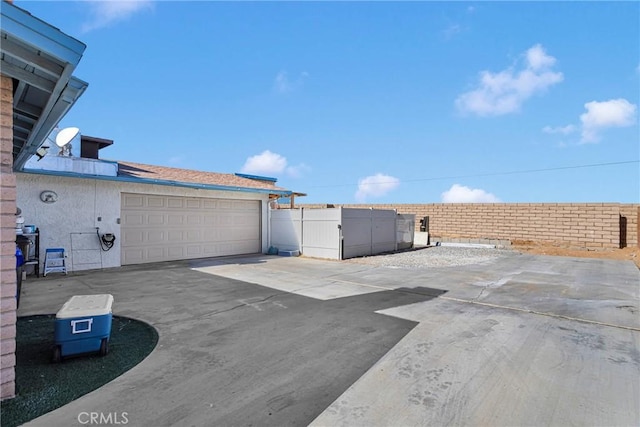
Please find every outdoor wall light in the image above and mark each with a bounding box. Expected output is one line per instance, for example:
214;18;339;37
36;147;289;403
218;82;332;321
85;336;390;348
40;190;58;204
35;146;49;160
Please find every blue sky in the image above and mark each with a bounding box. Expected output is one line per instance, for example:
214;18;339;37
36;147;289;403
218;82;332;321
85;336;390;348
21;1;639;204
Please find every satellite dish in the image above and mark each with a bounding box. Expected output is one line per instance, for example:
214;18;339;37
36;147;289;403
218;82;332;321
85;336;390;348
55;127;79;147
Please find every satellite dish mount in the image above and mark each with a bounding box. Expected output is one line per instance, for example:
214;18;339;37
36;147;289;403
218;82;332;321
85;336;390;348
55;127;79;157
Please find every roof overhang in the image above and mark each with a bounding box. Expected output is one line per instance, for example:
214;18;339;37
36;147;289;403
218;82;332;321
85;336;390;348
19;167;298;198
1;1;88;170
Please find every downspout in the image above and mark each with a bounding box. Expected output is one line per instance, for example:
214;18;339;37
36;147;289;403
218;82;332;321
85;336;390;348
370;207;374;256
299;207;304;255
339;206;343;260
267;198;272;254
394;209;398;252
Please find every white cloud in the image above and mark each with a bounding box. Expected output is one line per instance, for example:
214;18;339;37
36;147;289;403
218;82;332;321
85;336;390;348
241;150;308;178
355;173;400;202
580;98;637;143
526;44;556;70
455;44;563;116
274;70;309;94
441;184;501;203
442;24;462;40
241;150;287;175
81;0;153;33
542;124;577;135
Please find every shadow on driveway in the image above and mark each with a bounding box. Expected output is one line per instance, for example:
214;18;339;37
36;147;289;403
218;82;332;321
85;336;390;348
18;263;447;427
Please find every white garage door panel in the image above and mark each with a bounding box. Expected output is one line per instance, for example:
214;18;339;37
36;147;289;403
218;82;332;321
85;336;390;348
186;230;200;241
235;200;259;210
126;248;145;263
218;200;233;209
203;200;217;209
148;197;165;208
186;199;200;209
124;213;144;226
168;198;183;208
168;230;184;242
235;215;256;226
167;215;184;225
186;245;202;256
147;231;165;244
123;194;144;207
123;230;144;245
121;194;261;265
234;228;258;240
168;246;184;257
148;214;164;225
186;215;201;225
148;247;163;257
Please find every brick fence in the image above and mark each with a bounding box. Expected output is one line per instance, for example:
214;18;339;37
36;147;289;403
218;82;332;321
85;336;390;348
296;203;639;249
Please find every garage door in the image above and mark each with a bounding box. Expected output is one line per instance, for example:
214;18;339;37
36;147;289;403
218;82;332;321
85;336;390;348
121;193;261;265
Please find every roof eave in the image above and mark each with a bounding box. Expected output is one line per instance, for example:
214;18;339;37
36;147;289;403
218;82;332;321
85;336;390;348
19;168;295;197
0;2;85;64
13;75;88;169
1;1;88;171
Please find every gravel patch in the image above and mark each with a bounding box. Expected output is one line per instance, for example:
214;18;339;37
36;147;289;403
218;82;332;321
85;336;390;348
343;245;517;269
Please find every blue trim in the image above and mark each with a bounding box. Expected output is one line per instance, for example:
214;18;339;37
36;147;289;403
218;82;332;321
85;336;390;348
3;1;88;170
234;173;278;183
15;76;89;169
68;76;89;92
1;2;86;65
19;168;293;197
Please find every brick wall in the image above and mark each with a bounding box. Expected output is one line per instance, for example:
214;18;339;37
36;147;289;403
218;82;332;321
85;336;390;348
297;203;639;250
619;204;640;248
0;74;16;400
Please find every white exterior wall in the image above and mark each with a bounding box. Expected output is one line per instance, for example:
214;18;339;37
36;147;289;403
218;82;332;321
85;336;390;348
23;156;118;176
269;209;302;252
16;173;270;272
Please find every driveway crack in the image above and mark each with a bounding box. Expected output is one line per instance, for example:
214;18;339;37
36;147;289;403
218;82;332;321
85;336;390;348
475;285;489;301
202;293;287;317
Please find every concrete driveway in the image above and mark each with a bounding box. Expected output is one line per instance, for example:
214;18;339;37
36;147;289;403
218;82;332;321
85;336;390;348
17;249;640;426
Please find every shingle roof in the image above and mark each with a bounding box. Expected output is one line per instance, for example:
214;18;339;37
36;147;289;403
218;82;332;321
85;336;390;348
117;161;287;192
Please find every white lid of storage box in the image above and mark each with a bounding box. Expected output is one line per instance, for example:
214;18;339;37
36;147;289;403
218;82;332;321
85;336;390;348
56;294;114;319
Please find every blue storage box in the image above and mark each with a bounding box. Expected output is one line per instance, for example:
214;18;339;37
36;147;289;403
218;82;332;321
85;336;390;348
54;294;114;362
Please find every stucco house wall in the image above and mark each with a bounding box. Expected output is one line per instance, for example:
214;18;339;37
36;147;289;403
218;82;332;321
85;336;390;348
16;172;271;272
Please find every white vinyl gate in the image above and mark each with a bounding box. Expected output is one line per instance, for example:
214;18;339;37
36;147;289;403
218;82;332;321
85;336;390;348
269;207;414;260
121;193;261;265
341;208;397;259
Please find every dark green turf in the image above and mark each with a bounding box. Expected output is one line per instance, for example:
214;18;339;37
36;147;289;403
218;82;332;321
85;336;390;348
1;315;158;427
